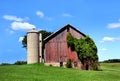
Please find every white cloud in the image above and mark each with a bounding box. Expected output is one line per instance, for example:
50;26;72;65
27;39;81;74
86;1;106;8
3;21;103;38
100;48;108;51
36;11;53;21
107;22;120;28
3;15;24;22
19;37;24;42
36;11;44;18
3;15;35;32
5;29;15;34
107;19;120;28
11;21;36;31
100;37;120;43
62;13;73;18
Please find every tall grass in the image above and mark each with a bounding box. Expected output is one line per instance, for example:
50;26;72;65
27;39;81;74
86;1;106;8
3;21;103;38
0;63;120;81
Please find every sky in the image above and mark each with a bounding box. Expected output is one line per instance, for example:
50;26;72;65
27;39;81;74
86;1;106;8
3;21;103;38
0;0;120;64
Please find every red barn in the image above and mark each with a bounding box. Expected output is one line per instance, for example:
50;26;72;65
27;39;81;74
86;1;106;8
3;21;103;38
43;24;87;69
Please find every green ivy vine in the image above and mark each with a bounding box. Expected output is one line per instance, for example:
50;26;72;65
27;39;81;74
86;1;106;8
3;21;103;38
67;33;100;70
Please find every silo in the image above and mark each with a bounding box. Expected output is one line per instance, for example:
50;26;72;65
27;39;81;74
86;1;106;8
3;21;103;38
27;28;39;64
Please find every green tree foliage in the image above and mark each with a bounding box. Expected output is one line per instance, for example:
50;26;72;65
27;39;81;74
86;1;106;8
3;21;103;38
14;61;27;65
22;30;52;48
38;30;53;41
67;33;99;70
22;35;27;48
102;59;120;63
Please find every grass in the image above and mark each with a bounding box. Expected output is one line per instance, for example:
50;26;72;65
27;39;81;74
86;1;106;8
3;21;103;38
0;63;120;81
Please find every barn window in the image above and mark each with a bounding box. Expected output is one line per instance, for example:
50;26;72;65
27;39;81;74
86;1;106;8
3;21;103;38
74;62;78;67
60;62;63;67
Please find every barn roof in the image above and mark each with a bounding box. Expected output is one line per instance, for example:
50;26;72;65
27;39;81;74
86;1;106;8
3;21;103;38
43;24;86;43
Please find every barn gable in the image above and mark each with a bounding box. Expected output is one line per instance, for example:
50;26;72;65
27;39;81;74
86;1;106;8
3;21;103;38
44;24;86;43
43;24;86;68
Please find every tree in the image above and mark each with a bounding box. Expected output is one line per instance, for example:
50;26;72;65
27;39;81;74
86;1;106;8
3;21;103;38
38;30;53;41
22;30;53;48
67;33;99;70
22;35;27;48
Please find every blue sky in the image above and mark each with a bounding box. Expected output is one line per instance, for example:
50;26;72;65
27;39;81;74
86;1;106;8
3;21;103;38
0;0;120;63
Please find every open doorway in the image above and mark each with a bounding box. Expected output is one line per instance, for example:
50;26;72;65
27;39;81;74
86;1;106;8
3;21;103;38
60;62;63;67
86;64;89;70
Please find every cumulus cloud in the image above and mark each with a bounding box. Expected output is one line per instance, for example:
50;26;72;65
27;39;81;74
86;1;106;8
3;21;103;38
3;15;35;31
100;37;120;43
11;22;36;31
19;37;24;42
36;11;44;18
62;13;73;18
107;22;120;28
3;15;24;22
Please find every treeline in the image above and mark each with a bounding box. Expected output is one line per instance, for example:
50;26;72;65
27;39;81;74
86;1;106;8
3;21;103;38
0;61;27;65
101;59;120;63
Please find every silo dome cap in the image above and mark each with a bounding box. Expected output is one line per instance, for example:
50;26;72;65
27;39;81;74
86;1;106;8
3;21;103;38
27;28;38;33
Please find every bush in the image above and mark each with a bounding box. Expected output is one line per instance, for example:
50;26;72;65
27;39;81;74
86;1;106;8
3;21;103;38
66;59;72;68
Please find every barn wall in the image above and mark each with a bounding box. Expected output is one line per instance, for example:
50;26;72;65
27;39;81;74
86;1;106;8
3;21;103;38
44;27;85;67
69;27;85;39
44;29;68;63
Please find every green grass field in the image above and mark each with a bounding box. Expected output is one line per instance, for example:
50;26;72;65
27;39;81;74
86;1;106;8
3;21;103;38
0;63;120;81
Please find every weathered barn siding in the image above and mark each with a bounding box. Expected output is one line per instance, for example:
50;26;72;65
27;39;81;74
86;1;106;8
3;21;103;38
69;27;85;39
44;29;68;63
44;25;86;67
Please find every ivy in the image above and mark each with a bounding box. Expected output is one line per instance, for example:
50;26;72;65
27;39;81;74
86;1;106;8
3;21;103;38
67;33;99;70
67;33;75;51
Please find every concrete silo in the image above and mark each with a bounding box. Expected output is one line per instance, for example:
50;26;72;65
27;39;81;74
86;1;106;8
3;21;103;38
27;28;39;64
